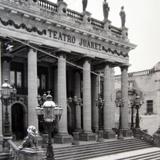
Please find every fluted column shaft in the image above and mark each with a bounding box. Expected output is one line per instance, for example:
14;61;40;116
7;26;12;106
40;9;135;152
28;48;38;130
74;71;81;131
57;53;68;133
92;74;99;132
104;64;112;131
83;59;92;133
0;41;3;137
121;66;129;129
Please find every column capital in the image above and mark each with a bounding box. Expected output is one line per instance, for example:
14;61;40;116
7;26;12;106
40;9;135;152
120;65;129;71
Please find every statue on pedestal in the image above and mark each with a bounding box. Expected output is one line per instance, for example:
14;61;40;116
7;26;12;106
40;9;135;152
103;0;110;21
82;0;88;12
119;6;126;28
19;126;38;149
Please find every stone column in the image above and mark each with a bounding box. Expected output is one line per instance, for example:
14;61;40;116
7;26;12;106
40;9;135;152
55;53;72;143
74;71;82;132
92;74;99;132
80;58;96;141
53;68;58;103
28;48;38;130
121;66;132;137
0;41;3;147
103;64;115;139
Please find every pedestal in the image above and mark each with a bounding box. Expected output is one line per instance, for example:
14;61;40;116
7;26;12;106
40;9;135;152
97;130;104;142
103;130;115;139
72;132;80;145
122;129;133;137
17;148;44;160
79;132;96;141
54;133;72;144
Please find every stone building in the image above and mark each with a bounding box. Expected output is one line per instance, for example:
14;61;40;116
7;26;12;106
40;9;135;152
115;62;160;135
0;0;135;144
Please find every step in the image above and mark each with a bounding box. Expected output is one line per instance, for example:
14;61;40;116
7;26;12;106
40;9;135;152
53;139;152;160
54;143;150;158
0;153;10;160
118;150;160;160
54;138;150;153
55;145;152;160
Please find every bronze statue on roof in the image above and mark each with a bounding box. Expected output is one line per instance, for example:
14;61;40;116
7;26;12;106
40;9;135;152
82;0;88;12
119;6;126;28
103;0;110;21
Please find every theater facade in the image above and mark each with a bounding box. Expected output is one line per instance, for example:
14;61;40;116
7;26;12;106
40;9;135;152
0;0;136;143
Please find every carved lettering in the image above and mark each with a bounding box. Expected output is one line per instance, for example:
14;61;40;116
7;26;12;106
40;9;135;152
48;29;102;51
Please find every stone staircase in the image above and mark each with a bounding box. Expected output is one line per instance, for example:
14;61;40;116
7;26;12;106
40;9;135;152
0;153;10;160
53;138;153;160
117;150;160;160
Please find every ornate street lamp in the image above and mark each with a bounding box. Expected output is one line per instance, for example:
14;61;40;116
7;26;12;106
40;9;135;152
36;91;63;160
115;90;123;139
0;79;16;137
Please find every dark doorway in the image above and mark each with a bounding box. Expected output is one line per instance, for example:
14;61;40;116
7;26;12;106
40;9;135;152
12;103;26;140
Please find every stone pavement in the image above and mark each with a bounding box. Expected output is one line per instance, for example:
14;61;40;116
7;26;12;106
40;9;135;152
88;147;160;160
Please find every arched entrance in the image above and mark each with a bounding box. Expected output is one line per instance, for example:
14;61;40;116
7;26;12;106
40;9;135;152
11;103;26;140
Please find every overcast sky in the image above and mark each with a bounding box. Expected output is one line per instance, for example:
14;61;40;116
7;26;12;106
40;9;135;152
49;0;160;73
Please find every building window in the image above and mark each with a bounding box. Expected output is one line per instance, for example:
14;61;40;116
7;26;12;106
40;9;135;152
146;100;153;114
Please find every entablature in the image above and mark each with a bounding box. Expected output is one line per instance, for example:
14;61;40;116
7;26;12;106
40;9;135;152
0;0;136;66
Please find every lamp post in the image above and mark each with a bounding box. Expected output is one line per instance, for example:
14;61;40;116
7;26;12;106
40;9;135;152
115;90;123;139
0;79;16;137
36;91;63;160
135;95;142;129
129;90;136;130
96;95;104;131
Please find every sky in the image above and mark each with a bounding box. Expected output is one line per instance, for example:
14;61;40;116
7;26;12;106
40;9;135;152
49;0;160;73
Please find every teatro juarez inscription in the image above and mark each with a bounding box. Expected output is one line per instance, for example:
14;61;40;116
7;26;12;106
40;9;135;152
48;29;102;51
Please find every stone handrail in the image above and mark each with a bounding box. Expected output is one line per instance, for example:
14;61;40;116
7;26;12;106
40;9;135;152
7;139;19;159
133;128;154;145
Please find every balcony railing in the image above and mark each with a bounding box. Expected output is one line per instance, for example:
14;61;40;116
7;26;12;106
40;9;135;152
66;8;83;21
91;18;104;29
38;0;58;13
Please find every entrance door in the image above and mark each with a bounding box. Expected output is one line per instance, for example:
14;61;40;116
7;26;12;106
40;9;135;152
12;103;26;140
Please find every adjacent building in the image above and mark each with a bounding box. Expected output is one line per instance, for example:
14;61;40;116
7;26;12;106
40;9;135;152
115;62;160;135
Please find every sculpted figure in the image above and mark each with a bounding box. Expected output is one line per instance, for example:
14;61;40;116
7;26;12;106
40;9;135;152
19;126;38;149
119;6;126;28
82;0;88;12
103;0;110;21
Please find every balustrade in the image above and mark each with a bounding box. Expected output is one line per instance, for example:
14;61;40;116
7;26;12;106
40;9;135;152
0;0;124;39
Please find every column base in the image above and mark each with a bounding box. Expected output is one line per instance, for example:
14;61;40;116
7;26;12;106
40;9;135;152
103;130;116;139
72;132;80;145
54;133;72;144
79;132;96;141
0;135;3;152
122;129;133;137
